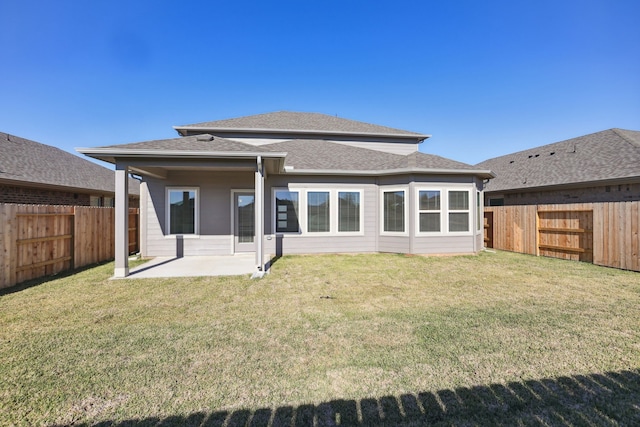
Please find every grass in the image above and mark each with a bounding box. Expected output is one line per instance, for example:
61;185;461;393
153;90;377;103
0;251;639;426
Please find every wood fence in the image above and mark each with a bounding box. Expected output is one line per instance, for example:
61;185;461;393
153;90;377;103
484;201;640;272
1;204;139;289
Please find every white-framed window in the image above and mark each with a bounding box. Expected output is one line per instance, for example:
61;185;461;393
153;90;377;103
418;189;441;233
338;190;361;233
381;188;407;234
307;191;331;233
415;186;473;235
273;188;364;235
274;189;300;233
166;187;199;235
448;190;470;232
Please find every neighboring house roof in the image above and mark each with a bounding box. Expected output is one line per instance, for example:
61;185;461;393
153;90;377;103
174;111;430;141
476;129;640;193
0;132;139;195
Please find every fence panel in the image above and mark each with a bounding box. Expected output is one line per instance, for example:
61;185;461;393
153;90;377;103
485;201;640;272
0;204;140;289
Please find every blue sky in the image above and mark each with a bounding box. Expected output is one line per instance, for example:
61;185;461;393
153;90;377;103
1;0;638;166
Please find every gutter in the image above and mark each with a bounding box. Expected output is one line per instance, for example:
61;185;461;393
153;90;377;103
76;148;288;160
173;126;431;142
282;167;495;179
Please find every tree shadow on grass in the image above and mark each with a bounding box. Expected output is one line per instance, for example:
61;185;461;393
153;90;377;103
68;369;640;426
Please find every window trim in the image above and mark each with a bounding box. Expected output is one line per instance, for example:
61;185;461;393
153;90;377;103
414;186;474;236
336;189;364;235
165;187;199;236
416;187;443;234
272;187;365;236
380;187;409;236
273;187;301;234
306;189;332;234
447;189;472;234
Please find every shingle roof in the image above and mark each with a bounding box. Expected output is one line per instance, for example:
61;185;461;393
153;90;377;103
261;139;482;172
0;132;139;195
100;134;265;153
176;111;428;139
476;128;640;192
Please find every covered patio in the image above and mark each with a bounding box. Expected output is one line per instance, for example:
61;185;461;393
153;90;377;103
126;254;257;279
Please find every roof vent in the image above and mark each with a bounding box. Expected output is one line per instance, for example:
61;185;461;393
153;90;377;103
509;160;514;164
534;154;539;157
528;155;533;158
550;152;555;155
196;135;214;141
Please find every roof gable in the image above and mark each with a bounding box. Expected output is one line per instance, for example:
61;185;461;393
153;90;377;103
476;128;640;192
1;132;139;195
175;111;429;140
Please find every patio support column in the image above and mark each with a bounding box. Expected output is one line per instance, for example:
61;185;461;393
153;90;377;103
254;156;265;275
114;162;129;278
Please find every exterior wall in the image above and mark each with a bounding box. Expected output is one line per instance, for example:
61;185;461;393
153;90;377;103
263;175;379;256
486;181;640;206
0;184;139;207
140;171;485;258
142;170;253;257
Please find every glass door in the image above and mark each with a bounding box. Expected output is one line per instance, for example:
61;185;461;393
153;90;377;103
234;192;255;252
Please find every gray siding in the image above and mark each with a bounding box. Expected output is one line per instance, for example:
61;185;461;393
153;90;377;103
140;170;485;258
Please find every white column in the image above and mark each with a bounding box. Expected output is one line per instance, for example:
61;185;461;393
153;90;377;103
114;162;129;278
254;156;264;274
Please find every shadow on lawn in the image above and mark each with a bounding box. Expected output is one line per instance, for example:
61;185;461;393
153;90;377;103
73;369;639;426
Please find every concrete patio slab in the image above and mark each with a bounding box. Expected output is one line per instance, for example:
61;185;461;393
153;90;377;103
126;254;257;279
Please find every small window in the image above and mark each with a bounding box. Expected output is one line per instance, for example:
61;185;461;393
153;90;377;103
275;190;300;233
103;196;114;207
167;188;198;234
448;190;469;232
307;191;330;232
418;190;440;232
383;190;405;233
338;191;360;232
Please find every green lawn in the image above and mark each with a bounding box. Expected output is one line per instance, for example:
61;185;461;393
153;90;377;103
1;251;639;426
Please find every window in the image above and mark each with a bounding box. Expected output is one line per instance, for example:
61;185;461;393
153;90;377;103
167;188;198;234
418;190;441;232
307;191;330;232
448;190;469;232
275;190;300;233
383;190;405;233
338;191;360;232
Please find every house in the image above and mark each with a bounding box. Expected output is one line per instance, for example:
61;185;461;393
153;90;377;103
476;128;640;206
1;131;140;206
78;111;494;277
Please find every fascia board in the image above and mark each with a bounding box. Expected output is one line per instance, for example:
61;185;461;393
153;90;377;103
76;148;287;159
173;126;431;141
282;168;495;178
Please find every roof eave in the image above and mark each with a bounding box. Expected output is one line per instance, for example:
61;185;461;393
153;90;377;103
77;148;288;163
486;175;640;193
173;126;430;142
281;167;495;178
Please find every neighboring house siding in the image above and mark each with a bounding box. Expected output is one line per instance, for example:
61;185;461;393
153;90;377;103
0;184;140;207
0;185;91;205
490;182;640;206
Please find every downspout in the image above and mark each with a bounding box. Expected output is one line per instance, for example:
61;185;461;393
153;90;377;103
253;156;265;278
